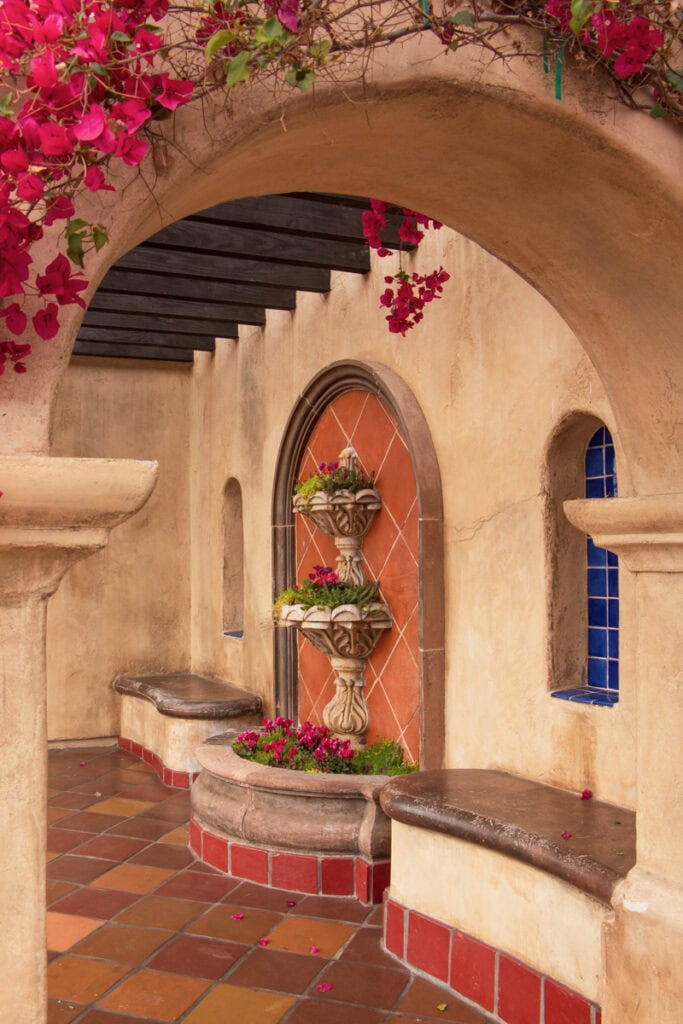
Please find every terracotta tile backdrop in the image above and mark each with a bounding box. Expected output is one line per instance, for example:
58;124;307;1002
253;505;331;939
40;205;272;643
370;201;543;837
295;389;420;763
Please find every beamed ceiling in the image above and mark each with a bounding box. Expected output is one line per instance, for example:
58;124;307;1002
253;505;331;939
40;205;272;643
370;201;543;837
74;193;412;363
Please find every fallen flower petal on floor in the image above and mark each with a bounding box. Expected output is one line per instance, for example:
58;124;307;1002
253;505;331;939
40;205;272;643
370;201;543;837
561;831;572;839
581;789;593;800
309;945;319;954
286;900;297;907
232;913;245;920
316;983;333;992
258;937;269;946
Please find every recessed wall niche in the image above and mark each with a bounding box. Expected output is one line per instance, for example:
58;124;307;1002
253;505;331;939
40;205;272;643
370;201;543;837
272;361;445;768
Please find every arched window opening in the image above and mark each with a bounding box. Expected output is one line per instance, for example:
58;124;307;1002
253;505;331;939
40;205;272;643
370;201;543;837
585;427;619;695
223;478;244;638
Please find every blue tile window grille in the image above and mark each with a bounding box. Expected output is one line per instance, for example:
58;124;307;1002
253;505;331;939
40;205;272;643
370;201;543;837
551;425;619;708
585;427;619;696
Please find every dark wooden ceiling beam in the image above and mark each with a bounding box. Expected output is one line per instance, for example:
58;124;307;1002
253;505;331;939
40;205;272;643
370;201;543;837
82;311;236;338
99;268;296;311
146;220;371;273
77;327;218;349
87;291;264;327
73;340;195;362
120;246;332;293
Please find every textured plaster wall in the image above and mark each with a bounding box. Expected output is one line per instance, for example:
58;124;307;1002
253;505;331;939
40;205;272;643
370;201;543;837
46;226;634;807
47;358;192;740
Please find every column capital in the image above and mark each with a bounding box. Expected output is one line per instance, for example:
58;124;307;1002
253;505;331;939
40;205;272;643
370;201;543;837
0;455;157;602
563;494;683;572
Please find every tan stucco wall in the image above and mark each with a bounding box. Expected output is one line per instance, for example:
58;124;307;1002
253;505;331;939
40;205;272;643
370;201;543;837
46;224;635;807
47;359;192;739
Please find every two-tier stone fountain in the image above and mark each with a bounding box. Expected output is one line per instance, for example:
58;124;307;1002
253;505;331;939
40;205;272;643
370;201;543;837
279;447;392;746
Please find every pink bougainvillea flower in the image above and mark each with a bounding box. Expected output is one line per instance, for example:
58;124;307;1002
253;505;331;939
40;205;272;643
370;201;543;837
581;789;593;800
32;303;60;340
38;122;73;157
155;76;194;111
231;913;245;920
309;945;319;954
79;761;87;767
83;165;115;193
3;303;27;336
258;937;269;947
561;831;572;840
72;104;107;142
286;900;296;907
316;982;333;992
114;135;148;166
44;195;75;226
1;146;28;174
16;172;44;202
30;51;58;89
36;255;87;307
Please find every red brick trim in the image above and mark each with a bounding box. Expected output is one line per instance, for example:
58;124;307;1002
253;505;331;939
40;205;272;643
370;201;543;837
118;736;200;789
383;897;601;1024
190;816;390;904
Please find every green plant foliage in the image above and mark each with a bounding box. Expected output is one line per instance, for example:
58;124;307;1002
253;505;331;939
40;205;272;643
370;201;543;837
273;577;381;621
295;459;375;500
351;738;419;776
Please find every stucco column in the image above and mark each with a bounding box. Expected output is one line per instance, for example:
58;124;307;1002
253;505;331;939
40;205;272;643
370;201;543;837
565;495;683;1024
0;456;157;1024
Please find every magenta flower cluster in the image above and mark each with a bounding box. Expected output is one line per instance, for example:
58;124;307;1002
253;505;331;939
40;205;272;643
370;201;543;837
307;564;340;587
380;267;450;337
545;0;663;79
233;718;355;773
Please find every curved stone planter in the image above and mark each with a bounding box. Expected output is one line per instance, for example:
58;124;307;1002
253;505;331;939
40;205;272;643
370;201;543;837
190;742;393;902
293;488;381;586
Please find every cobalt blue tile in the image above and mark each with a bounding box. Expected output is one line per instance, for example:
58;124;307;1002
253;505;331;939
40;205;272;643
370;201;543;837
587;539;607;567
605;476;618;497
608;568;619;596
550;687;617;706
608;599;619;628
589;597;607;627
588;657;608;688
588;568;608;597
608;660;619;688
608;629;619;659
589;628;607;657
604;446;616;476
607;551;618;567
586;478;606;499
588;427;607;448
585;448;605;478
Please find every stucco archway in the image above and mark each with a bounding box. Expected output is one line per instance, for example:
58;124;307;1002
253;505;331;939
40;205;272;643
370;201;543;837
1;32;680;502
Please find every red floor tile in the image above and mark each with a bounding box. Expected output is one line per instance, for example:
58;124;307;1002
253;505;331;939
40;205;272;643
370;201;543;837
147;933;247;978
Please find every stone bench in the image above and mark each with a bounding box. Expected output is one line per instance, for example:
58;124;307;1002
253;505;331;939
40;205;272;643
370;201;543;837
113;672;262;786
380;769;636;1023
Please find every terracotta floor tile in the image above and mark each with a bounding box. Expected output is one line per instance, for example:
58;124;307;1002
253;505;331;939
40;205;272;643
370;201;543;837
187;861;221;874
340;925;404;967
75;835;150;861
129;842;194;869
395;979;490;1023
88;797;154;817
186;904;283;944
92;863;176;894
78;1012;166;1024
47;828;92;853
98;968;210;1020
47;999;81;1024
183;983;296;1023
47;852;61;862
117;783;171;802
285;1000;385;1024
109;817;177;841
139;800;191;823
73;923;174;963
49;792;98;810
48;807;74;824
366;905;384;925
313;959;410;1009
47;776;88;791
228;881;302;912
147;934;247;978
47;855;119;884
48;955;130;1004
114;768;162;786
115;894;210;930
51;888;139;920
57;812;127;833
47;880;78;907
156;871;241;903
47;913;104;952
228;947;326;994
266;916;355;957
294;894;374;923
158;824;190;846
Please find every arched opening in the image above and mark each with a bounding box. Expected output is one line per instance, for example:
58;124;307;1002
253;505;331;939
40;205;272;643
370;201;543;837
272;361;445;769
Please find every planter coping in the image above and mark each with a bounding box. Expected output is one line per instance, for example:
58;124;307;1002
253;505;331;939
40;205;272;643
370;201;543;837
113;673;262;720
293;487;381;510
197;742;394;801
381;769;636;905
278;602;392;625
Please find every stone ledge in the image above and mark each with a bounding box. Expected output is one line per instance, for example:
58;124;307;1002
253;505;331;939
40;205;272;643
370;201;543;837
113;672;262;720
381;769;635;905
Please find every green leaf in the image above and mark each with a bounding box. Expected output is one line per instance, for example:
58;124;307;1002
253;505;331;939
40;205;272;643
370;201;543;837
66;234;85;267
205;28;236;61
0;94;13;116
449;10;475;27
310;38;332;60
447;40;459;51
665;69;683;93
649;104;668;119
253;16;284;45
110;30;130;42
285;67;315;92
66;218;89;232
569;0;595;35
225;50;250;87
89;62;105;74
92;226;109;251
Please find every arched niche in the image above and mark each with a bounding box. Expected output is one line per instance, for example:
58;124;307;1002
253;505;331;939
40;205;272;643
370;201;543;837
272;361;445;769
